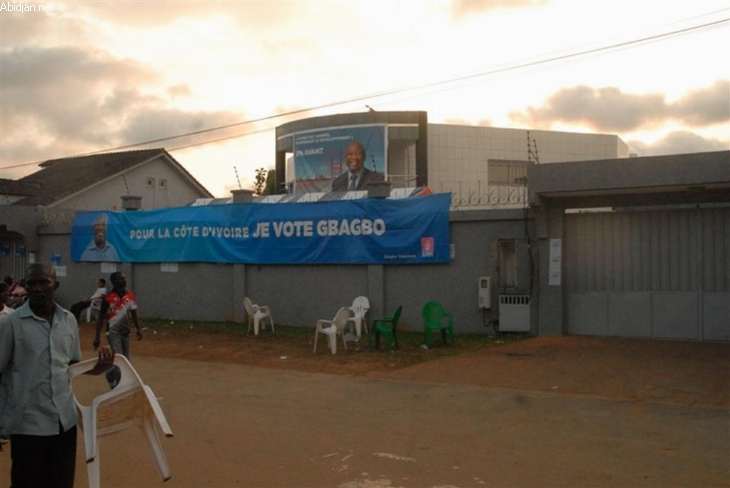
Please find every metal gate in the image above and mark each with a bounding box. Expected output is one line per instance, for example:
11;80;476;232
564;205;729;341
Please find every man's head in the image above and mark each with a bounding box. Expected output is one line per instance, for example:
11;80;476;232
345;141;366;174
92;213;109;249
110;272;126;290
98;278;106;288
25;263;58;312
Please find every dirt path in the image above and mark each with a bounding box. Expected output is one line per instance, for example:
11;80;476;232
1;324;728;488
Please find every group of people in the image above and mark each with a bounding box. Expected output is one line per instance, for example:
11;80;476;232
0;264;142;487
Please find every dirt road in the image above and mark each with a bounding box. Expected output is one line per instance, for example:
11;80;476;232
1;326;727;487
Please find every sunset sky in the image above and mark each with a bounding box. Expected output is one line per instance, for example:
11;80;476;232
1;0;728;198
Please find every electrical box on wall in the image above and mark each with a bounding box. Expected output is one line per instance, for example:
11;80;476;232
478;276;492;309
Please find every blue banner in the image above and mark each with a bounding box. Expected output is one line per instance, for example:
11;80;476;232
71;194;451;265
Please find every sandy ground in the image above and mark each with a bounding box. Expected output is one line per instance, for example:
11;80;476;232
1;323;728;488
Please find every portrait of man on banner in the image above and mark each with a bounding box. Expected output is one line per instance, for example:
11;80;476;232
293;125;387;193
78;213;120;262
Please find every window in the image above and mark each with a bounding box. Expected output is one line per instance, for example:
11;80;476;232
146;177;155;188
488;160;530;186
158;179;168;190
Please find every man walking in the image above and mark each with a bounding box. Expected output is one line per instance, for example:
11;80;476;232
94;271;143;388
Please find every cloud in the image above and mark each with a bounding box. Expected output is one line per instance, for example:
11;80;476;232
670;80;730;126
509;80;730;132
75;1;296;30
450;0;548;18
628;131;729;156
0;45;243;174
119;108;245;149
509;85;667;132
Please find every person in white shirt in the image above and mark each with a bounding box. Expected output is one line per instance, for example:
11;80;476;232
69;278;107;321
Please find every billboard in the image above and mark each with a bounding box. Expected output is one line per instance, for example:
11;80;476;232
71;194;450;265
293;125;387;193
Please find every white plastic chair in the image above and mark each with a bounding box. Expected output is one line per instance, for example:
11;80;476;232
243;297;275;336
85;298;103;323
313;306;351;354
345;296;370;338
68;355;173;488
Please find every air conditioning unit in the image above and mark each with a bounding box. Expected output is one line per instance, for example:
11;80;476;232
498;295;531;332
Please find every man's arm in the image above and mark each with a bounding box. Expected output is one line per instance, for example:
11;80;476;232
93;301;108;350
131;309;143;341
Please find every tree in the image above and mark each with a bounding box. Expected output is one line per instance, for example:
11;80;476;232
253;168;267;196
264;169;276;195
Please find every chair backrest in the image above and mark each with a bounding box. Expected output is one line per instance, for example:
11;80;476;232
333;306;352;331
350;296;370;317
391;305;403;326
243;297;254;315
422;301;445;321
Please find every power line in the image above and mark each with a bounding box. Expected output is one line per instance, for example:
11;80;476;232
5;16;727;171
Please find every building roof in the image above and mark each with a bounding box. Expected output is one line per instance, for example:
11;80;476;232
0;178;39;198
11;148;212;206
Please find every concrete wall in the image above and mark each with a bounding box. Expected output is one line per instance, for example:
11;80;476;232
37;208;536;335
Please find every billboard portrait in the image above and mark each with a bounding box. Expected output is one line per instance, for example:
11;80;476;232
293;125;387;193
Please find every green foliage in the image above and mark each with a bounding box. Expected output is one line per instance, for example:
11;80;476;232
264;169;276;195
253;168;267;196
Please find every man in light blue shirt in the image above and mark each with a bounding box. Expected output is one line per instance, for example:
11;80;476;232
0;263;114;487
80;213;119;262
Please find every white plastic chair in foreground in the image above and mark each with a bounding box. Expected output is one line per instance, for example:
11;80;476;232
345;296;370;338
68;354;173;488
313;306;352;354
243;296;275;335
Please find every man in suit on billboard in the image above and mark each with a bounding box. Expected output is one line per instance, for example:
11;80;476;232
331;141;384;192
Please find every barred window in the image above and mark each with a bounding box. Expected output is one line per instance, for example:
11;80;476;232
488;160;530;186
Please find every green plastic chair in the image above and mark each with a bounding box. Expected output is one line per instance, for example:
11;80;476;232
422;301;454;348
368;306;402;352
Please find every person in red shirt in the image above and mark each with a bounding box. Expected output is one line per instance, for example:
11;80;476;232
93;272;143;388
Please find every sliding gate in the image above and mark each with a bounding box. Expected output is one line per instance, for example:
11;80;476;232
564;205;729;341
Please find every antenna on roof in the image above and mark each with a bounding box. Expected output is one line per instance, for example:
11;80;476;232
233;166;242;189
527;131;540;165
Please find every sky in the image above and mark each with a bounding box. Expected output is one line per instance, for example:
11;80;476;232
1;0;728;198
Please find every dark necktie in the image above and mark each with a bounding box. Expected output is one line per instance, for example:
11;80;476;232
348;174;357;191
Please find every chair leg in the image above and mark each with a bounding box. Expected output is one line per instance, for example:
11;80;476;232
142;415;172;482
424;329;432;348
87;455;101;488
254;318;260;336
327;333;336;354
269;315;275;334
313;329;319;354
